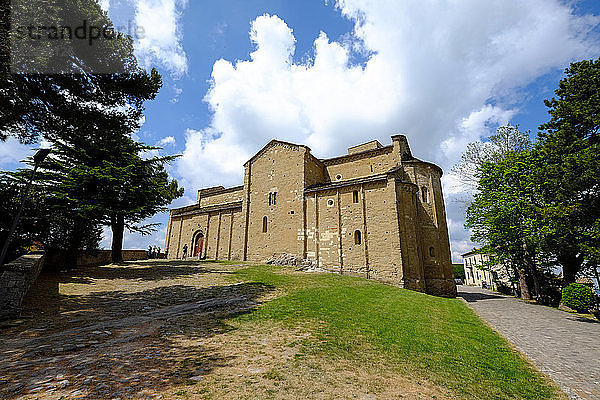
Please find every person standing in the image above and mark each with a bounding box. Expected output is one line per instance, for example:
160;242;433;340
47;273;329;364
182;244;188;259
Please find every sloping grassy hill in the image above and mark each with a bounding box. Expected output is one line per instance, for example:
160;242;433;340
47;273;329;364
222;265;564;400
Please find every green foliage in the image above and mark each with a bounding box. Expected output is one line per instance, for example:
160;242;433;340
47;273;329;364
465;148;547;300
0;0;160;143
452;263;465;280
561;283;595;312
0;0;180;262
229;265;562;400
0;169;101;263
535;58;600;283
463;58;600;300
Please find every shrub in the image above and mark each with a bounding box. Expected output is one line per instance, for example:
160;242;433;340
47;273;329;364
561;283;595;312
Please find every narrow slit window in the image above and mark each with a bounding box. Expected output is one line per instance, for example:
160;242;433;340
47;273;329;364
262;216;268;233
268;192;277;205
354;230;362;245
353;190;359;203
429;246;435;257
421;186;429;202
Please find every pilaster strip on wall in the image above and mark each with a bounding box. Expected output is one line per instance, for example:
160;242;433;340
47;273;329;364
243;163;252;261
204;214;211;259
429;170;438;228
360;184;370;279
176;218;184;259
228;211;234;260
314;192;320;267
302;192;307;259
215;212;222;259
389;178;403;280
429;170;444;279
336;188;343;272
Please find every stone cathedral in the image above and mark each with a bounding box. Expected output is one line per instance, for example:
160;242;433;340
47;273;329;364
165;135;457;297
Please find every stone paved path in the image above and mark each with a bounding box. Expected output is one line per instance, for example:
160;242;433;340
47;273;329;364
458;285;600;400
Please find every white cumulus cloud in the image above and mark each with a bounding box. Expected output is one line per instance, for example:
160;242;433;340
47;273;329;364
134;0;188;77
158;136;176;146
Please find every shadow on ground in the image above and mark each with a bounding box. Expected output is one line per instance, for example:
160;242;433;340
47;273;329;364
457;290;505;303
57;261;229;284
0;260;271;400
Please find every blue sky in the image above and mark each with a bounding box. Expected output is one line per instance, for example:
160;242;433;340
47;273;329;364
2;0;600;261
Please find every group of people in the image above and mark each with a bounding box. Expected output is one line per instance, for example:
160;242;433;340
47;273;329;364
147;245;165;259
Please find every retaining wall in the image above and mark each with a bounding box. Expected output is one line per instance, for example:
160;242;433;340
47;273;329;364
0;253;45;321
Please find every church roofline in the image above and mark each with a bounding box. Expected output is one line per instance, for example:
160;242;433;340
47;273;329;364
171;201;243;217
320;145;394;165
197;185;243;197
402;158;444;175
305;174;389;193
304;168;418;193
244;139;313;166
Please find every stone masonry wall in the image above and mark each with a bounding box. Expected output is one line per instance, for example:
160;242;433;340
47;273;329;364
0;254;45;321
245;143;306;262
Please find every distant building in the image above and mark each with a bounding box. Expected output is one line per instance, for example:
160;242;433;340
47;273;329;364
461;249;512;291
165;135;457;297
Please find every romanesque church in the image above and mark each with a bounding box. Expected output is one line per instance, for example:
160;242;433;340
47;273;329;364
165;135;457;297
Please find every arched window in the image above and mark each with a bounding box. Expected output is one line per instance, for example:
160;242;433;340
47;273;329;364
429;246;435;257
421;186;428;202
354;230;362;245
262;216;268;233
353;190;359;203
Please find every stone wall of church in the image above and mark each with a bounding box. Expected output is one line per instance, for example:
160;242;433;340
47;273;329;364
324;147;395;181
305;178;404;286
165;136;457;297
166;208;244;261
244;143;307;262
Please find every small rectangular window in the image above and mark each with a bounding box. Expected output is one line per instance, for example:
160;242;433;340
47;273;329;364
268;193;272;206
353;190;359;203
273;192;277;205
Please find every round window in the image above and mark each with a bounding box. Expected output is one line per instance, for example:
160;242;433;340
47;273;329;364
327;199;334;206
335;174;342;181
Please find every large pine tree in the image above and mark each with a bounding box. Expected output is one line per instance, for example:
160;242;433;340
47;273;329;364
1;0;183;264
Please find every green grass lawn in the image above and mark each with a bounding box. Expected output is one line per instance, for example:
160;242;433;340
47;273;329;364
226;264;564;400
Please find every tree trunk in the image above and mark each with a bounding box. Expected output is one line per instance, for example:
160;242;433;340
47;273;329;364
558;249;582;285
111;214;124;263
561;260;578;285
517;268;531;300
524;255;542;302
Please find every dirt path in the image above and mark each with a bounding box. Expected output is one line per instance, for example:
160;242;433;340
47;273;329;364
458;285;600;400
0;260;269;400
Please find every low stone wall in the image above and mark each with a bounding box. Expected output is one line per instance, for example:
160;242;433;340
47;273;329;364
0;253;45;321
44;250;148;270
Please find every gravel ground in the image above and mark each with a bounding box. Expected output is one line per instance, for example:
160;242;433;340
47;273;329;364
0;259;267;400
